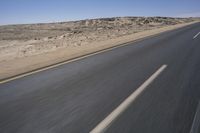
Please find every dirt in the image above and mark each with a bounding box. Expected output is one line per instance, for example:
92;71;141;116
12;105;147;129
0;17;198;80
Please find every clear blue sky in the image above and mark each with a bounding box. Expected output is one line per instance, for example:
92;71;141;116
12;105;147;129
0;0;200;25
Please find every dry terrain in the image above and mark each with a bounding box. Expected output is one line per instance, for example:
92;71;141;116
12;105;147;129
0;17;198;80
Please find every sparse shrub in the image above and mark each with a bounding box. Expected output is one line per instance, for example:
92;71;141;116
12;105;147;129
66;27;71;31
143;19;150;24
73;30;83;34
48;36;53;39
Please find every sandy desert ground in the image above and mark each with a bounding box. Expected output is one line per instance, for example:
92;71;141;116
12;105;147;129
0;17;198;80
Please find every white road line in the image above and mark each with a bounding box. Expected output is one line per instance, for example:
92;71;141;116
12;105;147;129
190;101;200;133
193;32;200;39
90;65;167;133
0;38;146;84
0;42;135;84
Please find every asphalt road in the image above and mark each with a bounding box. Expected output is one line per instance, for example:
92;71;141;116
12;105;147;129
0;22;200;133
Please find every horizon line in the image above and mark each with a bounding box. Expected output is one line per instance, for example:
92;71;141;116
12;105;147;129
0;16;199;26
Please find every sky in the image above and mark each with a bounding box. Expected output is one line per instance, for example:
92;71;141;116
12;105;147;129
0;0;200;25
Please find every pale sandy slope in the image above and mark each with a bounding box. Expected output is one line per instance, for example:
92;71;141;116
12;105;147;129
0;18;198;80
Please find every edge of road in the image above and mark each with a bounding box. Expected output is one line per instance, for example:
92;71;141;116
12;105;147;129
0;21;199;84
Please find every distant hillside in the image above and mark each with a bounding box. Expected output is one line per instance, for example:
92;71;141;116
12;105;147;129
0;17;196;41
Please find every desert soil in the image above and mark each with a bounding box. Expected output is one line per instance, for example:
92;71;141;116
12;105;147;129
0;17;198;80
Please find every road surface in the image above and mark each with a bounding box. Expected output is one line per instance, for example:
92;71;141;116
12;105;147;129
0;22;200;133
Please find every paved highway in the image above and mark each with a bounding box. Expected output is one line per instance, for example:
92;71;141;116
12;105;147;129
0;22;200;133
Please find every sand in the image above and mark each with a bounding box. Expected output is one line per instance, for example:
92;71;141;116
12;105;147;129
0;17;198;80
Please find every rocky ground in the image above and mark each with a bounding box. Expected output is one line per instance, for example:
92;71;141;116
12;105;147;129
0;17;196;61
